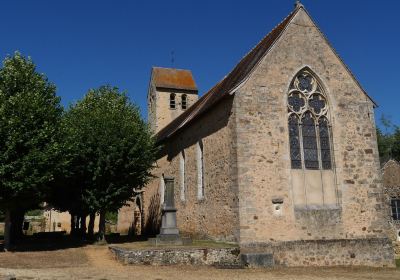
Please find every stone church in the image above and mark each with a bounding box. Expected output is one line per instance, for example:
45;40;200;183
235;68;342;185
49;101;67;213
119;3;394;266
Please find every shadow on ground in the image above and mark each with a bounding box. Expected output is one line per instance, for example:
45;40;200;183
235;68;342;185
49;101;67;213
0;233;147;252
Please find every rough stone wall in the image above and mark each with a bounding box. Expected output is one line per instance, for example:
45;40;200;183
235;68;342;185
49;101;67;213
150;87;198;133
110;246;241;267
241;238;394;267
382;160;400;253
142;97;239;241
382;160;400;187
43;210;100;233
118;202;135;234
234;9;389;245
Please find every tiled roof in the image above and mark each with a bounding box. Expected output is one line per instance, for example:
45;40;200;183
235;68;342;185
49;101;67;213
155;4;376;144
152;67;197;91
156;7;298;143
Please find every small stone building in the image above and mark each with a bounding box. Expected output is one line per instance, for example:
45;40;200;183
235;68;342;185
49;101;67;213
119;3;394;266
382;159;400;254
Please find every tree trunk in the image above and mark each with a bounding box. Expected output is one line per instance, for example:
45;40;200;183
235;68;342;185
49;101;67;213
10;209;24;241
80;213;87;238
70;212;76;236
88;212;95;238
4;210;11;251
98;209;106;242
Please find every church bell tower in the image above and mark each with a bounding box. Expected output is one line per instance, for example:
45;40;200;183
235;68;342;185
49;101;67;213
147;67;198;133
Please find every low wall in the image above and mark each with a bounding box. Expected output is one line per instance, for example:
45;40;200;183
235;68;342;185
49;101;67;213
241;238;395;267
110;246;241;267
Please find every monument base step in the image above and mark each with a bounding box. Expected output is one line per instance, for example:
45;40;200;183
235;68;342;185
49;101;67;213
148;235;193;246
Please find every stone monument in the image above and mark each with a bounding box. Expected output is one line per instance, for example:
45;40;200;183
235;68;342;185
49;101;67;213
149;176;191;245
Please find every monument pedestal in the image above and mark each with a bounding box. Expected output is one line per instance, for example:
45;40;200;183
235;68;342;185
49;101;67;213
149;176;192;246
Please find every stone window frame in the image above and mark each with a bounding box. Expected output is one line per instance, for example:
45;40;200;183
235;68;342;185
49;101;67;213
287;69;334;171
179;150;186;201
391;198;400;221
196;140;205;200
383;187;400;225
169;93;176;109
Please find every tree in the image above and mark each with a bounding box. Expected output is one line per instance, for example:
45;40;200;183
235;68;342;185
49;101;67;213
0;52;62;249
61;86;156;240
376;115;400;164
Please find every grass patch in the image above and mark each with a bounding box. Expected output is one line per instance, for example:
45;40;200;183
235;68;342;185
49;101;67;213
192;240;238;248
113;239;239;250
396;258;400;268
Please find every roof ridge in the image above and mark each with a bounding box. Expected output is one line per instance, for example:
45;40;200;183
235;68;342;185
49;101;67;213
156;6;300;143
152;66;193;71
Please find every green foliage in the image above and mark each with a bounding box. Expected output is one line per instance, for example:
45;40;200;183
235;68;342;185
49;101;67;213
0;52;63;211
377;115;400;164
59;85;156;215
25;209;44;217
105;211;118;224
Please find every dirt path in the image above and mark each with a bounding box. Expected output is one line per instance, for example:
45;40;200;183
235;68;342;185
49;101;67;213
0;246;399;280
84;245;122;268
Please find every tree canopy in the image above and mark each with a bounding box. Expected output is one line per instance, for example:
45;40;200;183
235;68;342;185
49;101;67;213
56;85;156;237
0;53;63;248
0;52;63;211
377;115;400;164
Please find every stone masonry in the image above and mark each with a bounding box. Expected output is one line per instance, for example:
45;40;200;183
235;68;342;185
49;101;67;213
119;4;395;267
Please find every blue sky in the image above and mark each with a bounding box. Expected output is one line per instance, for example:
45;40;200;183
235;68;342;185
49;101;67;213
0;0;399;128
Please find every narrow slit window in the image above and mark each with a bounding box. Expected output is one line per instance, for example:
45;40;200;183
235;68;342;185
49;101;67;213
170;93;176;109
179;150;185;201
181;94;187;110
197;140;205;199
391;199;400;221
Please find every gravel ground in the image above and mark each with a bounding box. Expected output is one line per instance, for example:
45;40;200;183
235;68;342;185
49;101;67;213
0;246;399;280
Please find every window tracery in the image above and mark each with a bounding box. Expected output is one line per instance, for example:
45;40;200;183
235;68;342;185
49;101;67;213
288;69;332;170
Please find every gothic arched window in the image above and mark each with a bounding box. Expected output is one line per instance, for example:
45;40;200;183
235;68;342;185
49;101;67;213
288;70;332;170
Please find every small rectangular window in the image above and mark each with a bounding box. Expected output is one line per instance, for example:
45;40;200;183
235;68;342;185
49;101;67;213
180;150;185;201
391;199;400;220
197;140;205;200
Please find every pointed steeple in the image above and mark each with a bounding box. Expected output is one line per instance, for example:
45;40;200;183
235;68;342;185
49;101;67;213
295;1;304;9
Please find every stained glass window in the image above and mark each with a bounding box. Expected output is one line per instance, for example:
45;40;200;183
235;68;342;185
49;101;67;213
298;74;313;92
289;115;302;169
319;117;332;169
288;93;305;112
288;69;333;171
309;94;326;114
302;112;319;169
